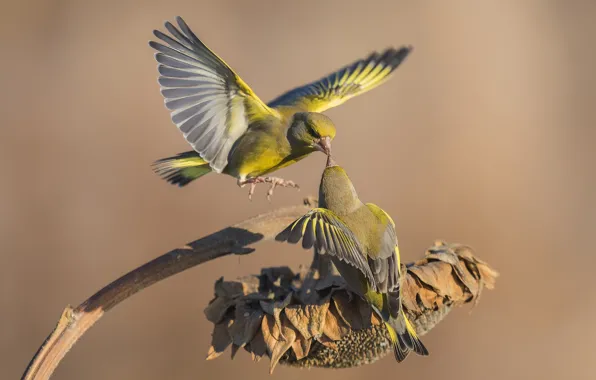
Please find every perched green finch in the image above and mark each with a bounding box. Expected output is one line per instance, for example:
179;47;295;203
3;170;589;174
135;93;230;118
276;157;428;361
150;17;412;199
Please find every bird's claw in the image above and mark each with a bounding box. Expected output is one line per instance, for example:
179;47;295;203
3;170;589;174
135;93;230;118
239;177;300;201
266;177;300;201
248;181;263;201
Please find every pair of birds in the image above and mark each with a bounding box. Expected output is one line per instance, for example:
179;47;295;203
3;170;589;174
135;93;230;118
150;17;428;361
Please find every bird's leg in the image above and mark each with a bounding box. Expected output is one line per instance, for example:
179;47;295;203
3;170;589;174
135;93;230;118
237;177;265;201
237;177;300;201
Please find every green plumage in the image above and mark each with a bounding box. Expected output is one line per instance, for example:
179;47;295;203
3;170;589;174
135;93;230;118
276;160;428;362
150;17;412;194
152;151;211;186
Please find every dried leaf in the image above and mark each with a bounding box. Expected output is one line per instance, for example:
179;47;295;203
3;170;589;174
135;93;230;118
296;285;318;304
229;302;263;348
453;244;484;264
259;300;274;316
230;344;240;359
456;245;499;308
477;262;499;289
433;240;448;247
204;297;235;324
429;245;481;298
426;247;469;285
291;334;312;360
269;316;296;374
296;268;322;304
331;291;371;330
409;261;465;299
322;302;351;341
317;334;338;350
284;301;330;340
455;244;499;290
206;319;232;360
315;273;347;291
291;265;309;288
261;267;296;289
260;292;292;318
261;314;279;350
214;277;246;298
401;275;422;312
354;297;373;327
236;275;262;294
453;263;480;300
417;286;439;309
247;328;267;362
271;293;293;340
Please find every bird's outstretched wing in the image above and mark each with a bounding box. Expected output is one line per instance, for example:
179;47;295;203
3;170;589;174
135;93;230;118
150;16;277;173
268;47;412;112
275;208;376;287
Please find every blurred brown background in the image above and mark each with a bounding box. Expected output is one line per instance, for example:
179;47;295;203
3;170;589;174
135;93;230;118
2;1;595;379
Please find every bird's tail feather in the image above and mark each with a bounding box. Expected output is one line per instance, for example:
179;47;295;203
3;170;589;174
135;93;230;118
152;151;212;187
386;309;429;362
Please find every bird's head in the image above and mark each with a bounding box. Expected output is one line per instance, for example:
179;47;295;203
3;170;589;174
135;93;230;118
289;112;336;155
319;160;361;213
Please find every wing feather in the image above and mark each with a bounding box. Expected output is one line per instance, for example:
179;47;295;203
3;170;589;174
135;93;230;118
268;47;412;112
276;208;376;287
151;16;276;173
365;203;400;294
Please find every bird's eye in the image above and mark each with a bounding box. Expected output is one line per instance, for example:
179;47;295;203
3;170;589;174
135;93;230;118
307;122;320;138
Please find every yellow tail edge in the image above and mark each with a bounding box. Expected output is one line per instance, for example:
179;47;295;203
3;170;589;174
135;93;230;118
152;151;212;187
385;310;429;362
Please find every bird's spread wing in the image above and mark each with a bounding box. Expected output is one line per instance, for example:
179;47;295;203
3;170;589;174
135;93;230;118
365;203;400;294
150;17;277;173
275;208;376;286
267;47;412;112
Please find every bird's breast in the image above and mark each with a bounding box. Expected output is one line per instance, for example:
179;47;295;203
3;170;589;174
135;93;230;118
225;121;294;179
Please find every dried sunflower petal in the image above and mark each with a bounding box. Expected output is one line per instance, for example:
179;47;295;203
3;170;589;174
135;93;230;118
291;334;312;360
267;315;297;374
322;302;351;341
206;318;233;360
229;302;263;348
203;241;498;372
284;301;330;339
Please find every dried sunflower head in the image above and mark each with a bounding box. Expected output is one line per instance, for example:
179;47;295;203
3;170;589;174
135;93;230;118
204;241;498;373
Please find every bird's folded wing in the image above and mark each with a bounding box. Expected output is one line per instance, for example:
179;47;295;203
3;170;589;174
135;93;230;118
267;47;412;113
275;208;376;286
365;203;401;295
151;16;276;173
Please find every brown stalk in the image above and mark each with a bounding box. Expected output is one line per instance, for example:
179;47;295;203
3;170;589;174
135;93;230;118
21;200;314;380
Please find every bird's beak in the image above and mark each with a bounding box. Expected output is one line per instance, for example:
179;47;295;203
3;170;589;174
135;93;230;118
326;154;337;168
314;136;332;156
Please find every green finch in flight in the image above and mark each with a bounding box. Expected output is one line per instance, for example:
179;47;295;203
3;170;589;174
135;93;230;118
150;17;412;199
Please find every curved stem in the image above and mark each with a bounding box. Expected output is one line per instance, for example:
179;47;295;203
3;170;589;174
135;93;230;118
21;202;312;380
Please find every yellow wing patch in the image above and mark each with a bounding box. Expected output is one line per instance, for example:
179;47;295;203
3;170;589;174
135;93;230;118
366;203;395;228
268;47;413;113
